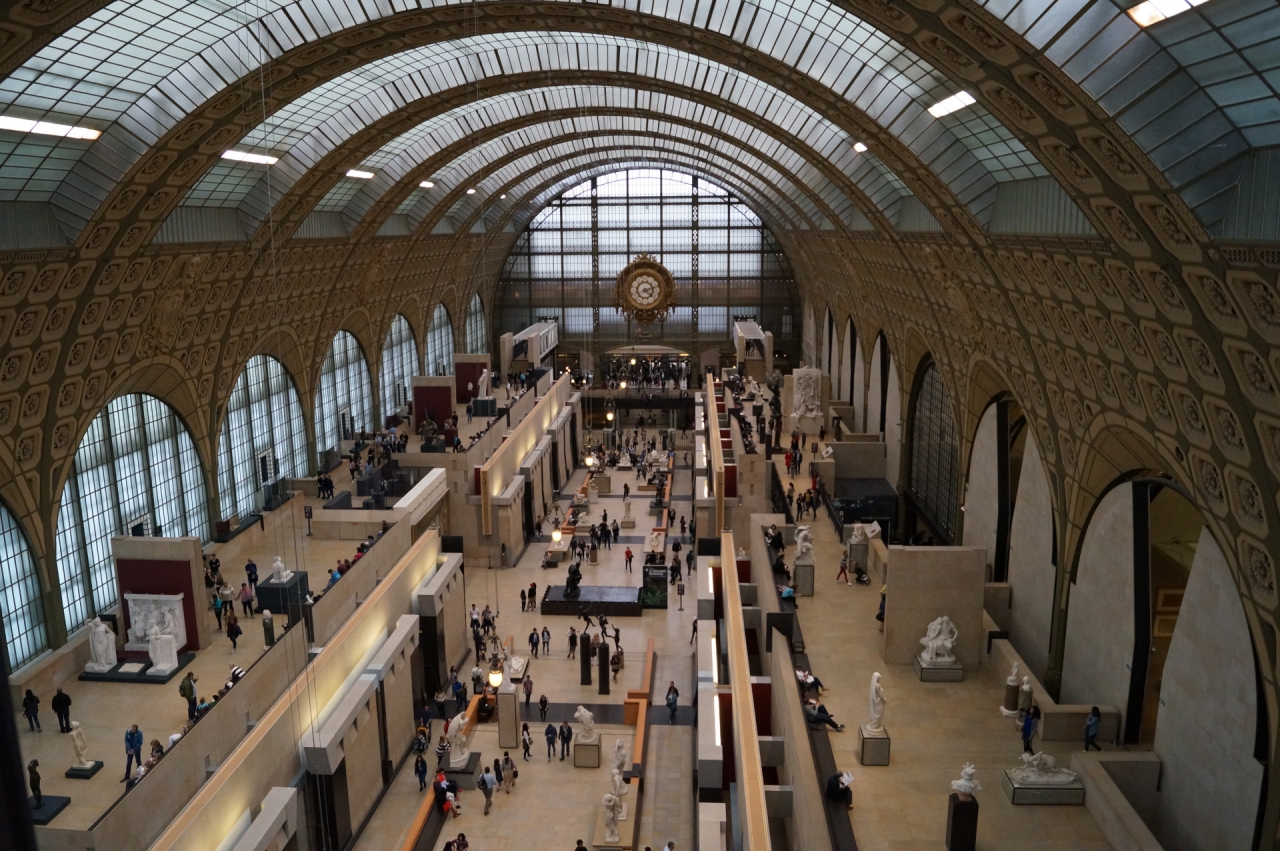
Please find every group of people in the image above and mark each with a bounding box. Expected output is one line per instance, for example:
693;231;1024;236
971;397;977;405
205;554;253;651
19;687;73;733
784;481;821;520
326;529;387;589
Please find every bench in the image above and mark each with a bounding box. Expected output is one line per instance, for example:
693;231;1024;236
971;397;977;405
323;491;353;510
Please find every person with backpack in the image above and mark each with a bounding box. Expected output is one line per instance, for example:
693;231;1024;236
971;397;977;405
212;589;224;631
226;613;243;653
179;672;198;721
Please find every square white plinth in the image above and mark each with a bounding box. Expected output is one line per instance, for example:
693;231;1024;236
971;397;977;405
1001;771;1086;805
914;657;964;682
858;725;890;766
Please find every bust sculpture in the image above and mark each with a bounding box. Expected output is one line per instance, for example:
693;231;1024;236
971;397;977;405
446;709;470;767
85;617;117;672
1010;752;1078;786
611;767;629;798
918;616;959;666
70;721;94;768
866;672;887;734
951;762;981;795
1006;662;1021;686
602;791;623;844
612;738;627;772
574;705;598;743
271;556;292;583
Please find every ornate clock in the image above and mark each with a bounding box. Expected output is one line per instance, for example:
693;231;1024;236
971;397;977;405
615;254;676;325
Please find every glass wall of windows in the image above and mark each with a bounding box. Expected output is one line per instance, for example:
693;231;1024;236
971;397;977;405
909;361;961;543
315;331;373;462
426;304;455;375
380;315;419;420
55;394;209;635
1;502;45;671
496;168;797;348
465;294;487;355
217;356;309;521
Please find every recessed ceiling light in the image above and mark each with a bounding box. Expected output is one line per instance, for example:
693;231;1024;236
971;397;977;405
346;169;375;179
1127;0;1207;26
0;115;101;140
221;149;278;165
500;194;506;199
420;180;435;188
466;188;476;195
853;142;868;153
927;91;976;118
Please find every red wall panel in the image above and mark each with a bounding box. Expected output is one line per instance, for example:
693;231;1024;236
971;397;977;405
115;558;201;652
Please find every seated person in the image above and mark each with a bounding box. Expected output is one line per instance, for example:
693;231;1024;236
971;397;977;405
826;771;854;810
804;699;844;730
795;668;827;694
777;584;798;607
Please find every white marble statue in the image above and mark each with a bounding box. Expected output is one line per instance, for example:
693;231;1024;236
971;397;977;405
612;738;627;773
602;791;623;844
918;615;959;666
147;631;179;676
1006;662;1021;686
611;767;629;798
646;529;664;551
477;369;491;399
124;593;187;654
1009;752;1078;786
866;672;887;734
623;498;632;519
85;617;117;673
507;654;527;679
794;526;814;562
951;763;981;795
70;721;94;768
271;556;293;583
738;547;747;560
447;710;471;767
575;705;598;743
790;368;823;420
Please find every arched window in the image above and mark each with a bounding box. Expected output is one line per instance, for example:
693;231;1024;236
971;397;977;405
55;394;209;634
218;356;309;521
315;331;373;461
0;502;46;671
465;294;487;355
426;304;454;376
909;361;961;542
380;315;419;420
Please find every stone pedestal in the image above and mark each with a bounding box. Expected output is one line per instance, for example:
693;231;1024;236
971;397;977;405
1001;772;1086;805
794;560;814;596
65;761;103;779
574;740;600;768
621;518;637;528
580;635;593;686
597;642;610;695
496;683;519;749
858;725;890;766
442;752;482;786
256;571;313;641
28;795;71;825
1001;682;1020;716
946;793;978;851
914;657;965;682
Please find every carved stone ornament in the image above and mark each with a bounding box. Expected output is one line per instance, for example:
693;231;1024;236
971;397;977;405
614;254;676;325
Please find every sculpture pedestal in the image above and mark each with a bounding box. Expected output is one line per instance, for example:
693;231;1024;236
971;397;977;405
256;571;313;641
1001;682;1020;716
65;761;103;779
442;752;482;786
28;795;71;825
915;657;965;682
592;797;634;850
497;684;519;749
793;559;814;596
574;740;600;768
858;725;890;766
620;518;636;528
946;793;978;851
1001;772;1085;805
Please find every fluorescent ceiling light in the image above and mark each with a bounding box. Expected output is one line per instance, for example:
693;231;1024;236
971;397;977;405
0;115;101;140
466;188;476;195
420;180;435;188
1127;0;1208;26
222;149;277;165
853;142;868;153
346;169;375;179
928;91;976;118
500;194;507;199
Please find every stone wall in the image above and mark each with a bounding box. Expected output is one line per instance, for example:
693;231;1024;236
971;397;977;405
1005;434;1056;681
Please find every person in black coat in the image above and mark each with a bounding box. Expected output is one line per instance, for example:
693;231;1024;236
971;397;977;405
21;689;41;732
826;772;853;810
51;688;72;733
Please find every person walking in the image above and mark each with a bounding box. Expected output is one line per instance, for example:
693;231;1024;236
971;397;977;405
435;735;451;772
519;589;527;611
21;689;41;732
52;688;72;733
541;626;551;655
212;590;224;631
521;724;533;761
479;766;497;815
538;694;549;721
226;612;243;653
558;721;573;760
238;582;254;617
1021;706;1041;754
665;682;679;724
122;724;143;782
523;675;533;708
545;722;557;761
876;585;886;633
414;754;429;791
1084;707;1102;751
528;628;540;659
567;627;578;659
624;547;633;572
245;558;258;596
836;554;850;585
502;751;518;792
179;672;198;721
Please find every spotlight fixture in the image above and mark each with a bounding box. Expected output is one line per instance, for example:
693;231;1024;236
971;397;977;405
500;194;507;199
221;149;278;165
927;91;976;118
346;169;375;179
0;115;101;140
420;180;435;188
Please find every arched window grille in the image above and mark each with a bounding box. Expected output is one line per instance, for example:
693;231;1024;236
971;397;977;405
909;361;961;542
55;394;209;634
217;355;309;521
0;503;46;671
380;315;419;420
465;294;487;355
426;304;455;376
314;331;373;462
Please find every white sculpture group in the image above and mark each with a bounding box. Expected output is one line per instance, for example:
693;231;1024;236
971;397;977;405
447;709;471;768
123;593;187;676
575;705;598;743
918;615;959;667
791;368;823;421
1009;752;1078;786
794;526;814;563
601;739;630;844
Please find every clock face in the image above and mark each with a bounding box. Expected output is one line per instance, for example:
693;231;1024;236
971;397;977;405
629;274;661;308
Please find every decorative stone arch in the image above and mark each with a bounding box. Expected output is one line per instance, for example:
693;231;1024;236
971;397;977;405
902;349;963;544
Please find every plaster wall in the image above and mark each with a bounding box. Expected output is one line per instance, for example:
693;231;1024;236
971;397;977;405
881;545;986;666
883;357;902;492
1152;527;1262;851
343;688;385;833
1061;484;1134;719
852;341;866;432
382;637;419;770
768;631;834;851
866;343;882;435
1006;435;1055;680
839;318;853;401
964;405;1000;571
